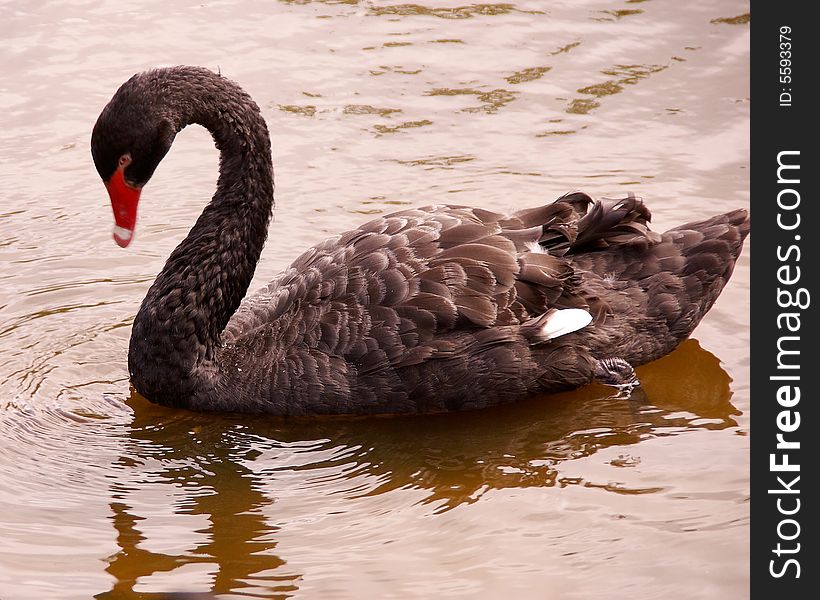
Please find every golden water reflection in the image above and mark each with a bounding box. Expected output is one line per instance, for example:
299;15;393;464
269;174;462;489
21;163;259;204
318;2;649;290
99;339;736;597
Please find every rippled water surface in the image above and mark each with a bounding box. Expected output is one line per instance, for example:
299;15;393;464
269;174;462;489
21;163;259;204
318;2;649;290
1;1;749;598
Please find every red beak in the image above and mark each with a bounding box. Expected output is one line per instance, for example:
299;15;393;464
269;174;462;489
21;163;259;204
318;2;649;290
105;165;141;247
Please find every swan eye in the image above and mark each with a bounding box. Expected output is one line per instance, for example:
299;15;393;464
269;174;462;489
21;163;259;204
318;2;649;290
118;154;132;168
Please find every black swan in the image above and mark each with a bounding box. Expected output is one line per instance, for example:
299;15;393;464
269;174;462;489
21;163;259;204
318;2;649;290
91;66;750;415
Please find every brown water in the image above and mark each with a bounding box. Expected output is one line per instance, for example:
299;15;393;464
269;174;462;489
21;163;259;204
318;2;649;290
0;1;750;598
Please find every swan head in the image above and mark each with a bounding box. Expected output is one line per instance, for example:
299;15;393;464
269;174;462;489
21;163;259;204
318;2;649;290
91;71;177;246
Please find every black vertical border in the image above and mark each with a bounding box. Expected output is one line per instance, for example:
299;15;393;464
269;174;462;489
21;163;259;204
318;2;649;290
751;2;816;597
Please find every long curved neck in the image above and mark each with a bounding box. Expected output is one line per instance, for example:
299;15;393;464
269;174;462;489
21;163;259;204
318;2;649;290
129;70;274;403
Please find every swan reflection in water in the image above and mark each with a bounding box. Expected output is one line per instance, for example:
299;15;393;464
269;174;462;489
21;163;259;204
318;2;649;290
97;339;739;599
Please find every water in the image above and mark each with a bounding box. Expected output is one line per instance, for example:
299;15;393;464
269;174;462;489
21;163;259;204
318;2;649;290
0;1;750;598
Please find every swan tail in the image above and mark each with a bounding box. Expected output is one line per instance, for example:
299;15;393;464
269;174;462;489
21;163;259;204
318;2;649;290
547;205;751;366
667;208;750;333
614;207;750;344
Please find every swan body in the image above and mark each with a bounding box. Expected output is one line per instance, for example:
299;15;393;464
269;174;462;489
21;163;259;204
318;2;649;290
91;66;750;415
